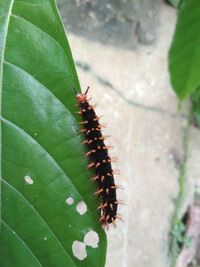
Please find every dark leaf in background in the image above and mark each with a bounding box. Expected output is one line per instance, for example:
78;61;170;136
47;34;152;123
169;0;200;100
167;0;182;8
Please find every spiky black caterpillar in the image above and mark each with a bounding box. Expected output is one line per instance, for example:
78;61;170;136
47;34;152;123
76;88;119;227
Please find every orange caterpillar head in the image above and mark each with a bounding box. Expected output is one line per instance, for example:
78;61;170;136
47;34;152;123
76;86;90;104
76;93;88;103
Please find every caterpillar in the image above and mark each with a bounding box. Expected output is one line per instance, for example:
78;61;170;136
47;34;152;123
76;87;120;228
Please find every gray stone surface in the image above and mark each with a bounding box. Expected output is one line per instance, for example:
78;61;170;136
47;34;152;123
61;2;200;267
57;0;161;49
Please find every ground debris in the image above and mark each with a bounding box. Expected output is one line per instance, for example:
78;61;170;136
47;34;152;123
175;180;200;267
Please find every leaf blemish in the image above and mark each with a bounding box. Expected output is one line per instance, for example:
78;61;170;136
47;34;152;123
72;240;87;261
76;201;87;215
71;126;77;133
84;230;99;248
66;197;74;205
24;175;34;185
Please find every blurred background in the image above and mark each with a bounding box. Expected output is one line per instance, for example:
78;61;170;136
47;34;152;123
57;1;200;267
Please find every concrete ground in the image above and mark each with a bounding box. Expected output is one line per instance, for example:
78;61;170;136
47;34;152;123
66;2;200;267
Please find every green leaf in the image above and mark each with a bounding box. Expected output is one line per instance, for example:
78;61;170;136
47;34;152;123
169;0;200;100
0;1;106;267
167;0;182;8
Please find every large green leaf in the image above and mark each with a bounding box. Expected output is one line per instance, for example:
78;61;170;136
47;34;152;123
169;0;200;100
0;1;106;266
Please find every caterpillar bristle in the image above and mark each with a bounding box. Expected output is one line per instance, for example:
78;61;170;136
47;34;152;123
85;150;96;157
82;139;93;145
98;204;104;210
103;145;113;150
111;184;123;190
91;175;99;182
103;135;111;139
94;188;103;196
97;124;107;129
112;219;117;228
112;170;121;175
95;162;101;168
93;115;103;121
99;215;105;223
116;214;123;222
106;188;110;194
101;176;105;182
78;120;88;125
88;104;97;110
82;140;89;145
108;157;118;163
115;200;125;205
98;202;108;210
87;162;95;169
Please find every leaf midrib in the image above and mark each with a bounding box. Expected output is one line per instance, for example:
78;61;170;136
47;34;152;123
0;0;14;231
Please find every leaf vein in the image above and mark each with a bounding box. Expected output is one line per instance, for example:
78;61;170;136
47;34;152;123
1;219;43;267
2;179;77;267
10;13;75;81
4;60;77;121
1;116;96;222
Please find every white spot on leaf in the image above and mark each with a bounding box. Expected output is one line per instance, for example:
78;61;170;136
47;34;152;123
24;176;33;185
44;237;47;241
66;197;74;205
84;231;99;248
72;241;87;261
76;201;87;215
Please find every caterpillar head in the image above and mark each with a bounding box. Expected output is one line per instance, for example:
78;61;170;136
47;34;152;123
76;93;88;103
76;86;90;104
